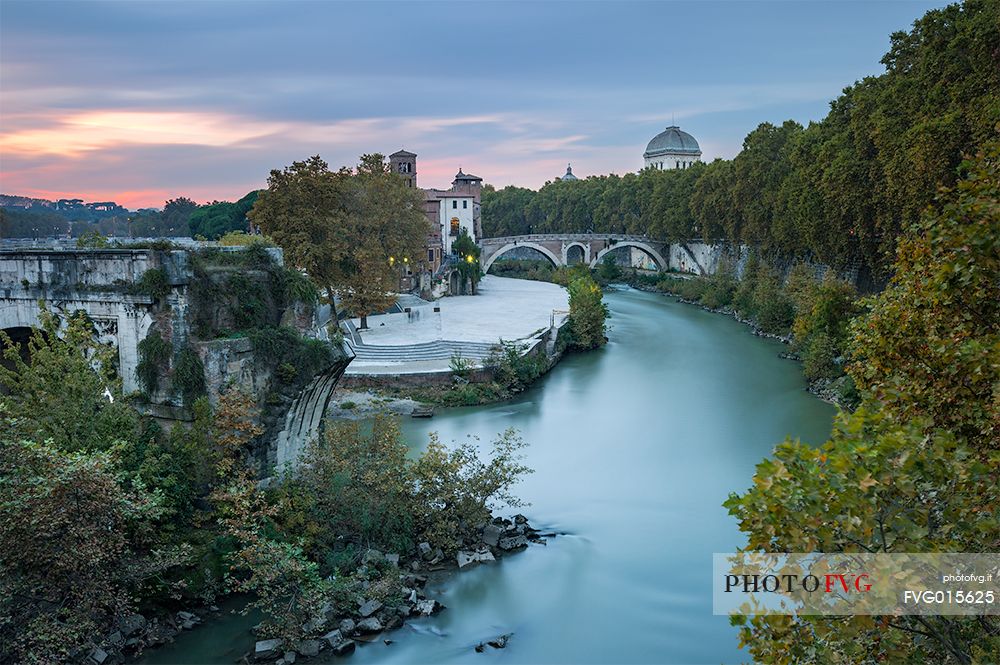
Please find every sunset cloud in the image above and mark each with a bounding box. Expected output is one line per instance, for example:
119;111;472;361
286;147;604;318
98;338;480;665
0;1;932;208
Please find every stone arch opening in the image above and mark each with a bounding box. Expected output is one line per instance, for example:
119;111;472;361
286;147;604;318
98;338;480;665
483;242;560;273
565;243;586;265
591;242;667;271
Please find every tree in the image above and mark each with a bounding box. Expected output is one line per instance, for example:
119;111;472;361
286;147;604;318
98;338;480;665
337;246;398;329
0;440;150;664
0;308;140;454
725;146;1000;664
452;228;482;294
848;144;1000;450
188;191;259;240
249;154;429;317
162;197;198;235
566;275;609;350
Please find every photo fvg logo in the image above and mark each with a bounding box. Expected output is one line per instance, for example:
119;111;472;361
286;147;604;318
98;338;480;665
724;573;872;594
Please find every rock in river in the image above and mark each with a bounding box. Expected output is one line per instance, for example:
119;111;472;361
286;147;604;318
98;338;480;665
254;639;283;660
356;617;383;634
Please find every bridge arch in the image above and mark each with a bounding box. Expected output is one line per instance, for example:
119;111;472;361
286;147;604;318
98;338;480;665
590;241;668;271
483;242;562;273
562;241;588;265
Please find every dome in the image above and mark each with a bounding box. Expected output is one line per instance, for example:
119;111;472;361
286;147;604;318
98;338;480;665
560;163;578;181
643;126;701;157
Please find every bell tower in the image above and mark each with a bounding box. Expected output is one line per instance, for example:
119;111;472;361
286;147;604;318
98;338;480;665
389;149;417;188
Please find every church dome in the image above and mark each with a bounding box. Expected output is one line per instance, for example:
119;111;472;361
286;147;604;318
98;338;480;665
643;126;701;157
560;163;578;181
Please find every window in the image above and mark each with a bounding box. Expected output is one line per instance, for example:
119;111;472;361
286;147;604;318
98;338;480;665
452;200;457;209
428;249;435;262
462;200;468;209
450;218;460;236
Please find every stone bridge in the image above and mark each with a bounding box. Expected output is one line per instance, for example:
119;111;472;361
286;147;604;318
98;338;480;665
0;247;352;471
478;233;731;275
480;234;673;273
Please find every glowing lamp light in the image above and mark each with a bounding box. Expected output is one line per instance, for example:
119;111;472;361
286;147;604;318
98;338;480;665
466;255;475;263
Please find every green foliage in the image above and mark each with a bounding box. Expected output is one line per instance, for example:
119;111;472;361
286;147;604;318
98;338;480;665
412;428;532;554
136;328;171;394
247;326;335;387
849;144;1000;450
0;440;145;664
450;351;474;379
452;228;482;292
135;267;171;301
597;254;623;282
751;266;794;335
249;154;430;317
484;340;547;393
700;260;737;309
726;146;1000;663
76;229;110;248
188;191;259;240
567;274;609;350
801;331;839;381
0;309;140;453
174;347;206;403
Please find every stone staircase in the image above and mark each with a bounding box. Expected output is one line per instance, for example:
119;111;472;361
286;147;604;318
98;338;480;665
347;339;499;364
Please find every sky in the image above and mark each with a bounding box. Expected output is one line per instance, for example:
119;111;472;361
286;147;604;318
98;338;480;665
0;0;946;210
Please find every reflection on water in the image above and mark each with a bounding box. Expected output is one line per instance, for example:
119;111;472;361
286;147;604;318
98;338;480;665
143;287;834;665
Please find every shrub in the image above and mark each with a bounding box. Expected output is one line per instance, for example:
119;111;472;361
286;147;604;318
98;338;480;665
567;275;608;350
174;347;206;403
801;331;839;380
136;268;171;301
136;329;171;394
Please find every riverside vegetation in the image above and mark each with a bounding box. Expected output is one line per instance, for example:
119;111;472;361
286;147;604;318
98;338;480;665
0;315;534;664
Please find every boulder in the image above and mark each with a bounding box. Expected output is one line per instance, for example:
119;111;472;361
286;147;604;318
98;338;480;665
176;611;197;622
107;631;124;647
488;633;511;649
321;630;343;648
283;650;296;663
418;542;433;560
296;640;320;657
413;599;444;616
514;514;528;524
120;613;147;637
331;640;356;657
385;553;400;567
89;648;109;665
498;535;528;551
482;523;502;547
358;599;383;618
384;615;404;630
356;617;383;634
430;548;444;564
457;549;496;569
254;639;283;660
339;619;355;636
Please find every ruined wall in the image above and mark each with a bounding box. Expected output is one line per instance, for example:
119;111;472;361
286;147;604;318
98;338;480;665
0;246;353;472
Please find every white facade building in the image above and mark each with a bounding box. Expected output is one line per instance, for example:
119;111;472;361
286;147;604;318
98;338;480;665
437;193;476;255
643;125;702;170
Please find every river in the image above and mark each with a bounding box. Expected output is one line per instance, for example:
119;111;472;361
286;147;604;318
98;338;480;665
144;286;835;665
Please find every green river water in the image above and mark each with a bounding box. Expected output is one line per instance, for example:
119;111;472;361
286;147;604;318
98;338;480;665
143;286;835;665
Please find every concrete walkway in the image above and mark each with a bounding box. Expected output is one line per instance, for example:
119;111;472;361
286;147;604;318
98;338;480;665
345;275;568;375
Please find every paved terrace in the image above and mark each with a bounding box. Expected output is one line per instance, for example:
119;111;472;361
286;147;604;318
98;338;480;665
345;275;568;375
